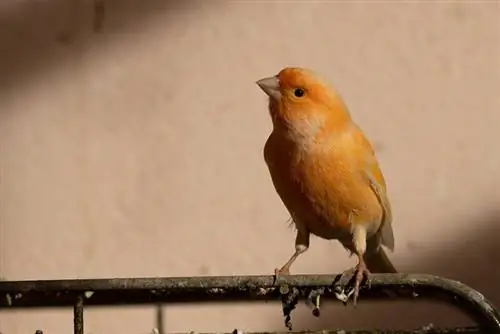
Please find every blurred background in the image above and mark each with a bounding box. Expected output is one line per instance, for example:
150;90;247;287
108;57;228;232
0;0;499;333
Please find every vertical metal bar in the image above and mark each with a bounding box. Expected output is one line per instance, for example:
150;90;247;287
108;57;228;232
155;303;164;334
73;295;84;334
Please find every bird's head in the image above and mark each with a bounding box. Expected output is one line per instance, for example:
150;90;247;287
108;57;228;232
256;67;351;141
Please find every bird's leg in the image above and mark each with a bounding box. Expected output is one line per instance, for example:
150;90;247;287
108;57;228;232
340;224;370;306
274;248;302;276
275;230;309;277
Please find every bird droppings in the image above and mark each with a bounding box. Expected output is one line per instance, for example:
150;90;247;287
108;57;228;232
207;288;225;295
255;287;275;296
419;323;434;331
334;287;354;304
279;284;290;294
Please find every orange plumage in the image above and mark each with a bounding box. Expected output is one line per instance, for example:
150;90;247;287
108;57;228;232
256;67;396;304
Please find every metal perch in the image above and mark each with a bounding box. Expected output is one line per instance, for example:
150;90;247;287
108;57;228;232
0;273;499;333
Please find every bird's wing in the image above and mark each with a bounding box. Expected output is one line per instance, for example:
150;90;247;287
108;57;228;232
356;129;395;252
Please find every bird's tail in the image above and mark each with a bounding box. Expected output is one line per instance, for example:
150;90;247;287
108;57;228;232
364;247;397;273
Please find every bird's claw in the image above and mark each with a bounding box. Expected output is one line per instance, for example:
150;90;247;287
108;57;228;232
338;262;371;307
352;263;371;306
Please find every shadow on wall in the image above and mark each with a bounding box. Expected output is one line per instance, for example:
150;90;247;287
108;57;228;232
284;208;500;331
0;0;196;95
0;0;392;154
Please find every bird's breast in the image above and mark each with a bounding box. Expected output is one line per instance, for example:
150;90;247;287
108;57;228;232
265;132;381;240
265;129;382;239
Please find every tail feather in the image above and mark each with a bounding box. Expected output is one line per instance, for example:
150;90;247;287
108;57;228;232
364;247;397;273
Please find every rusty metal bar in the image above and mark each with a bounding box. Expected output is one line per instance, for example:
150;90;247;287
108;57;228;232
73;295;83;334
178;329;485;334
1;274;499;332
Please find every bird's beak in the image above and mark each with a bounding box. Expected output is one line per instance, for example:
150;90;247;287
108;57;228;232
256;76;281;100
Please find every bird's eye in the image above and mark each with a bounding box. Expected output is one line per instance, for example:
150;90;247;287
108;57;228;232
293;88;305;98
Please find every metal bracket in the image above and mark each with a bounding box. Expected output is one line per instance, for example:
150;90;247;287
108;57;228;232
0;273;499;333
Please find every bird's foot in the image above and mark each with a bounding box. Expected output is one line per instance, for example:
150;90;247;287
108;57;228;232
339;261;371;307
352;261;371;306
274;266;290;277
273;266;291;285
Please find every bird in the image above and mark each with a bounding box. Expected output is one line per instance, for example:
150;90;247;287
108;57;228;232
256;67;396;305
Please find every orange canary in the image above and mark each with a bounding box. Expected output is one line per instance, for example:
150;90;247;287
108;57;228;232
256;67;396;304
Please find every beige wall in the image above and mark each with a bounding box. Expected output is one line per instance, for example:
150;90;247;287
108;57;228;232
1;1;499;333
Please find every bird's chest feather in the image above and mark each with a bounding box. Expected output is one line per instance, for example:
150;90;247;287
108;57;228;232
265;133;378;239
